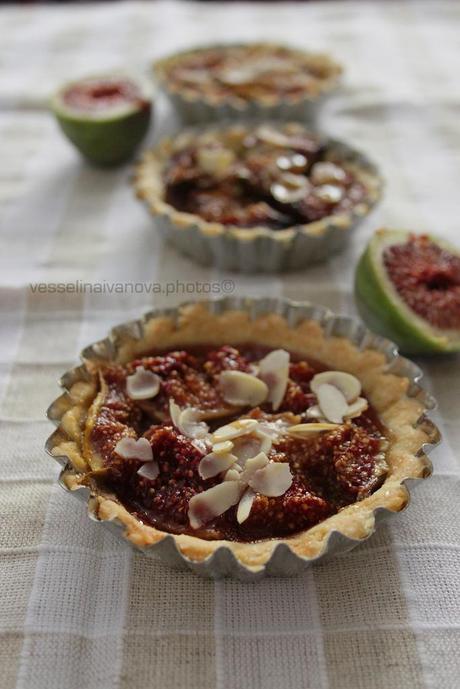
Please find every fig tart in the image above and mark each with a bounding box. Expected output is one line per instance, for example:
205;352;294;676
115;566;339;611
47;299;439;579
134;122;382;272
153;43;342;123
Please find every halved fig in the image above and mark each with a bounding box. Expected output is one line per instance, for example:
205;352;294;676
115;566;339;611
51;74;151;166
355;229;460;354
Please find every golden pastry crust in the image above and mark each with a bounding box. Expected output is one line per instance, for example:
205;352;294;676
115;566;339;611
49;303;436;572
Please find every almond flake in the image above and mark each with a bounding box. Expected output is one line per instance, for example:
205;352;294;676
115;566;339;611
258;349;290;411
256;125;291;148
257;418;291;439
254;430;273;456
232;433;272;465
310;161;347;185
178;408;209;439
198;451;237;480
197;146;235;177
212;418;259;443
314;184;344;204
219;370;268;407
271;180;308;204
169;399;181;427
126;366;161;400
248;462;293;497
311;371;361;403
239;451;269;483
115;436;153;462
305;405;325;420
317;383;349;423
287;422;339;437
212;440;234;455
169;399;209;439
236;488;256;524
188;481;243;529
191;438;211;455
137;462;160;481
344;397;368;419
224;468;242;482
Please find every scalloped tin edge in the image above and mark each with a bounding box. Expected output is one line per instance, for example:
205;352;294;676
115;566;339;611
45;297;441;581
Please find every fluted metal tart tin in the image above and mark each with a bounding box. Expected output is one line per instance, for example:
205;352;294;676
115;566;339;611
134;124;383;273
153;43;343;126
46;297;440;581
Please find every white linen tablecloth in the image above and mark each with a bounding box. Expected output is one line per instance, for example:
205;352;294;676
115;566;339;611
1;2;459;688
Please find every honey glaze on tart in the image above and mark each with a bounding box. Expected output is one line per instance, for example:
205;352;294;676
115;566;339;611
157;44;341;104
163;124;369;230
84;344;389;543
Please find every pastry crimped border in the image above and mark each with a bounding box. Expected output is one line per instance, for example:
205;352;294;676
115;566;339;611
153;42;343;109
47;300;438;572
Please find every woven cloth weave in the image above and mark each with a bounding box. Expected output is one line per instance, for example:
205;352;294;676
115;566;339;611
1;2;459;688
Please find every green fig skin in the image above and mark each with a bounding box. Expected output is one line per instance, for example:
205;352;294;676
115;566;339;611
52;81;151;166
354;231;460;355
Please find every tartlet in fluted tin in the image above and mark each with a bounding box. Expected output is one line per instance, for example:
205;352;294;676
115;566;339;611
134;121;382;272
46;298;439;581
154;42;342;124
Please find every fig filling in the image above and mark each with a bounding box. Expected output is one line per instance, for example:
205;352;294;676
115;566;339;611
86;345;388;542
63;78;148;112
384;235;460;330
164;125;368;230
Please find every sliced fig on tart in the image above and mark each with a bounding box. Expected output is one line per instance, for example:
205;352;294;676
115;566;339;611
51;74;151;166
355;229;460;354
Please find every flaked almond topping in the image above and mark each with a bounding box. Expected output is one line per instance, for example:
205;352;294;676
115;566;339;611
232;434;269;465
257;418;292;439
236;488;256;524
277;153;307;172
178;407;209;439
305;405;324;420
316;383;349;423
248;462;293;497
224;468;242;482
212;418;259;443
310;161;347;185
256;125;291;148
191;438;211;455
254;430;273;456
344;397;368;419
188;481;243;529
198;451;238;480
137;462;160;481
310;370;361;403
313;184;344;204
239;451;269;483
212;440;234;455
169;399;181;428
169;400;209;440
126;366;161;400
287;422;339;436
197;146;235;177
258;349;290;411
271;176;309;204
219;370;268;407
115;436;153;462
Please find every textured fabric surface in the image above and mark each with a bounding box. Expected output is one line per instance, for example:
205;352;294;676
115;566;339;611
1;2;459;688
